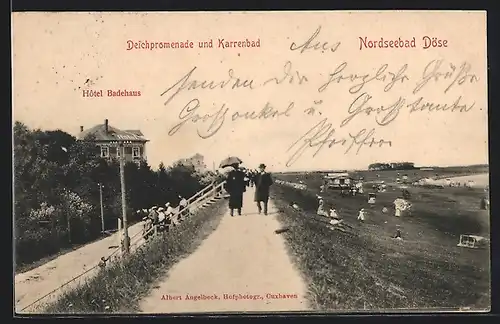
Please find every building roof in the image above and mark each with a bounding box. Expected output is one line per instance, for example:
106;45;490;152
124;130;144;136
78;123;148;142
177;153;204;162
324;172;350;179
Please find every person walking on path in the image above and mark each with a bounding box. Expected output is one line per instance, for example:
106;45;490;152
224;163;246;216
254;163;273;215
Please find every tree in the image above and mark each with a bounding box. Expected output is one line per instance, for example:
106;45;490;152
168;163;203;201
14;122;39;217
34;129;75;165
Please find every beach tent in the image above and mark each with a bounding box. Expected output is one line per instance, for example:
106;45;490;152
324;173;354;189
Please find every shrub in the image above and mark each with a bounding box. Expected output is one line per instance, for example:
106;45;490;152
15;203;64;266
59;190;95;243
15;228;61;266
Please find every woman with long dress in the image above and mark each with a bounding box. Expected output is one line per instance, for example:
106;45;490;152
316;196;329;217
224;163;246;216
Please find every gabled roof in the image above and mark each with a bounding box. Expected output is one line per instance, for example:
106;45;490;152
78;123;148;142
124;130;144;136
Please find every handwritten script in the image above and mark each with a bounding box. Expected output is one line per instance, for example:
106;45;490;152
159;25;482;167
168;99;294;139
286;118;393;168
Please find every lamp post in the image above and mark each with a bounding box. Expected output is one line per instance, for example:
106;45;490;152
67;209;72;244
119;143;130;254
59;146;72;243
98;183;105;233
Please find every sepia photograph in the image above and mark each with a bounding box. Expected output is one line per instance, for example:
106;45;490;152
12;11;489;315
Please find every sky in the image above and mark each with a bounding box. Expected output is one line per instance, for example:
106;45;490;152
12;12;488;172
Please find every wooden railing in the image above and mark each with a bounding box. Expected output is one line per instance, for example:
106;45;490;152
185;180;226;211
186;180;226;206
134;180;226;241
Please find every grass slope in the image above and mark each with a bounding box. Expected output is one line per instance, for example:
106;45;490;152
42;200;227;314
271;170;490;312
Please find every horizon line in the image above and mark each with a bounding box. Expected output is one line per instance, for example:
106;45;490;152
271;164;489;174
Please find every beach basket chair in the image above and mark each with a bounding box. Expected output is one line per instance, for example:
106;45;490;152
457;235;489;249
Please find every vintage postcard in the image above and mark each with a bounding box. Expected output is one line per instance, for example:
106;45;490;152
12;11;489;315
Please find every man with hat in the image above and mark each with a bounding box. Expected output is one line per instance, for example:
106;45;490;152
254;163;273;215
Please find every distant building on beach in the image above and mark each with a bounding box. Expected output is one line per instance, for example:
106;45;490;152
77;119;149;164
175;153;207;173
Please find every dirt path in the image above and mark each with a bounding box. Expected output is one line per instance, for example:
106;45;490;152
139;187;309;313
15;222;144;313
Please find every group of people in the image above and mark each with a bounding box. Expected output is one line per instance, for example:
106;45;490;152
224;163;273;216
316;195;340;221
313;172;489;241
444;178;476;188
316;194;367;222
316;182;413;225
138;196;189;239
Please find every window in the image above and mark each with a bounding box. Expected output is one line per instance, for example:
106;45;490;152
100;146;109;158
116;146;121;158
132;146;141;159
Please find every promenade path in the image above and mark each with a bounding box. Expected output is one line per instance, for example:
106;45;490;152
139;187;309;313
15;222;144;313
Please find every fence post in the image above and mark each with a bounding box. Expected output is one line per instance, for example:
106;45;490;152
117;218;122;246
